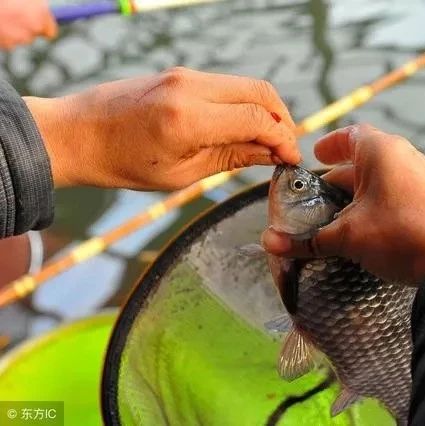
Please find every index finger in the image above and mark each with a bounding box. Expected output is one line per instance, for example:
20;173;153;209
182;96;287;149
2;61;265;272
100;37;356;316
190;71;296;132
198;103;301;164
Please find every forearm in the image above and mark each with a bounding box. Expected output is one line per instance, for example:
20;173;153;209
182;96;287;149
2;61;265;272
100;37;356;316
0;80;54;237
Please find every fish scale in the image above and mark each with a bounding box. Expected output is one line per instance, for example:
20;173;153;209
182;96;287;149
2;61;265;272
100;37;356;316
295;258;415;422
267;165;418;426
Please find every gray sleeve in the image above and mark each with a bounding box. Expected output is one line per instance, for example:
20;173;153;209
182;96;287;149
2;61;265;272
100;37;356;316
0;80;54;237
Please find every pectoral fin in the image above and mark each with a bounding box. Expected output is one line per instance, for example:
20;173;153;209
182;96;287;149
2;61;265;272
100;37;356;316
331;388;361;416
236;243;266;258
278;328;316;381
264;315;293;333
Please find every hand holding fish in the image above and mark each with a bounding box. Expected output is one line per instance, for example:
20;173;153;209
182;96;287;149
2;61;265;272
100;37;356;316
261;126;415;424
24;67;300;190
0;0;57;50
263;123;425;284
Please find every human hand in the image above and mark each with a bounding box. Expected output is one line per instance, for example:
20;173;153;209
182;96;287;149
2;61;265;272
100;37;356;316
25;67;300;190
0;0;57;50
262;124;425;284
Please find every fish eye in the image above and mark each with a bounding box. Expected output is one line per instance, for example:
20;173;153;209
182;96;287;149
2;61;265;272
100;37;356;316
291;179;307;192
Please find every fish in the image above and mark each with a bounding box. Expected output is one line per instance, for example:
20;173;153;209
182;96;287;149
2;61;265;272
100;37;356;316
266;165;416;425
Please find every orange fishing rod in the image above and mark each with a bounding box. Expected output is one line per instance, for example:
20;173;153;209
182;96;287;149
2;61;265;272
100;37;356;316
0;53;424;308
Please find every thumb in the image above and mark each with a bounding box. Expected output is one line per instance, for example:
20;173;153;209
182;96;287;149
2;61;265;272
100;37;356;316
261;218;348;259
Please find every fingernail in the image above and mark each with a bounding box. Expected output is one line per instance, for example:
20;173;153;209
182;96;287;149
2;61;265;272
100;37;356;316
348;124;360;140
271;112;282;123
272;155;284;165
347;125;360;154
273;151;302;166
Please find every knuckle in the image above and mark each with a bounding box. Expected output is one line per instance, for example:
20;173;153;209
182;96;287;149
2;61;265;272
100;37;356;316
217;148;246;171
163;97;184;122
156;97;185;137
372;131;411;162
245;103;267;127
253;79;276;102
161;67;189;87
353;122;379;144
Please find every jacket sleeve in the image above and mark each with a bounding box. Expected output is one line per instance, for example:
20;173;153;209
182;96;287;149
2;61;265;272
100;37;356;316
0;80;54;237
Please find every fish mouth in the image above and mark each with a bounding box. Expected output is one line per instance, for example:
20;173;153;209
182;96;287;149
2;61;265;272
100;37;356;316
269;165;288;207
271;165;284;184
271;164;293;183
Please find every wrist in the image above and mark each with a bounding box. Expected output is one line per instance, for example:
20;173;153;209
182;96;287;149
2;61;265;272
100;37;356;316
24;95;96;188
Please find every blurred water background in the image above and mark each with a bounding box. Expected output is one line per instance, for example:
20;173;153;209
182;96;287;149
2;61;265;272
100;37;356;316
0;0;424;347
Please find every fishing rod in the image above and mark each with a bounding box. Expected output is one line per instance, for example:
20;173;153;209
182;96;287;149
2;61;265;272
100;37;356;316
0;53;424;308
52;0;225;24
